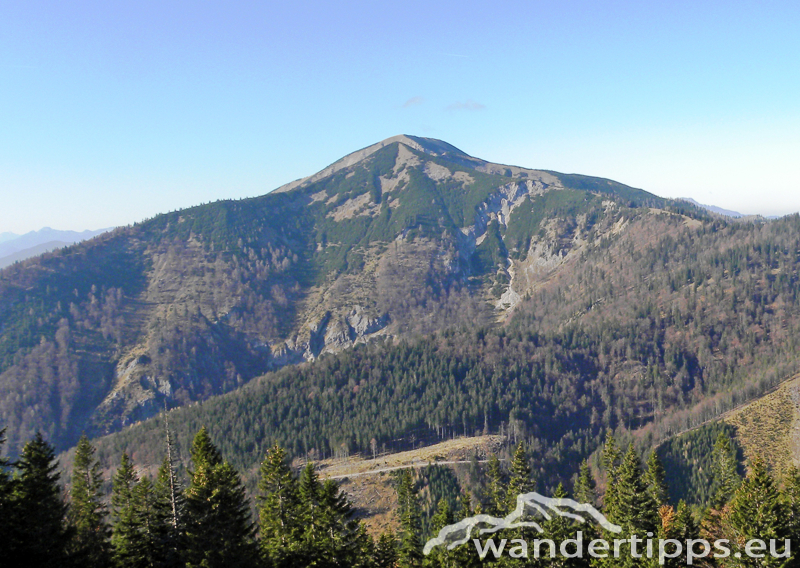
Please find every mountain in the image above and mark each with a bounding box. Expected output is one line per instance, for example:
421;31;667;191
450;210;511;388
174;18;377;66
1;134;698;455
679;197;744;218
71;207;800;493
6;134;800;517
0;227;112;267
0;240;75;269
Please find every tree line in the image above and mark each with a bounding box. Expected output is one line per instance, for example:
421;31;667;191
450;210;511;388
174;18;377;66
3;421;798;568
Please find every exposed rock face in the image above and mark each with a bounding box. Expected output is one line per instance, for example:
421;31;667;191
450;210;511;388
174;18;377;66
270;306;390;364
348;306;390;337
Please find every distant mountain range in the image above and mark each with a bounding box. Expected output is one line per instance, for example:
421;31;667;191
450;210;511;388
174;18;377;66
678;198;744;218
0;227;112;269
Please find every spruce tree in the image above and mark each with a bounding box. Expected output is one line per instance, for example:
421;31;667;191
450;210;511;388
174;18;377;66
506;442;533;512
427;499;455;568
573;460;597;506
782;465;800;551
11;432;70;568
319;477;362;564
503;444;533;568
298;462;323;564
111;452;143;567
374;533;398;568
352;523;376;568
134;476;174;567
396;469;422;568
453;491;480;568
643;451;668;508
572;461;600;560
710;431;740;508
657;501;698;568
457;490;473;521
69;434;111;567
431;498;454;532
539;483;586;567
599;445;658;568
184;427;256;568
258;443;301;568
609;445;658;533
724;457;790;566
485;454;505;516
601;431;622;513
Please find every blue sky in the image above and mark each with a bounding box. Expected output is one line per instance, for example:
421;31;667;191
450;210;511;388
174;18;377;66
2;0;799;233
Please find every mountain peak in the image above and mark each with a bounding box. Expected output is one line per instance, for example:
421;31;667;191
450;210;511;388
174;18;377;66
273;135;471;194
385;135;470;158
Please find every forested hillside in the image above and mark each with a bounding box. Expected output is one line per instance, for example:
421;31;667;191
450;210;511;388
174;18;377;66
81;212;800;500
0;135;694;455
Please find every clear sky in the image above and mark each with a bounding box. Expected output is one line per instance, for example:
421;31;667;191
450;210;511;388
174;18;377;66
2;0;799;233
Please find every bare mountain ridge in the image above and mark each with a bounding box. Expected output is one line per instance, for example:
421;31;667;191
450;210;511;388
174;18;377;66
0;135;697;454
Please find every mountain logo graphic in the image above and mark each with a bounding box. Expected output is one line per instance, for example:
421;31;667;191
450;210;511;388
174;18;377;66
423;492;622;555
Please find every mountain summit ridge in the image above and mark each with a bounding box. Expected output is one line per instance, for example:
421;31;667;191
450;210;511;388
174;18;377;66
273;135;472;194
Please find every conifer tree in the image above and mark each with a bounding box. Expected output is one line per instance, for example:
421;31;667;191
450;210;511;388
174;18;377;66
159;413;182;534
710;432;740;508
601;431;622;513
573;460;597;506
69;434;111;566
431;498;454;532
426;499;455;568
598;445;658;568
396;469;423;568
609;445;658;534
111;452;144;567
135;475;175;567
724;457;790;566
352;523;377;568
782;465;800;548
539;483;587;567
572;460;600;550
643;451;669;508
452;491;481;568
258;443;301;568
457;490;473;521
485;454;506;516
298;461;323;563
11;432;70;568
318;477;361;566
506;442;533;512
498;444;534;568
184;427;256;568
112;452;178;568
657;501;698;568
374;533;399;568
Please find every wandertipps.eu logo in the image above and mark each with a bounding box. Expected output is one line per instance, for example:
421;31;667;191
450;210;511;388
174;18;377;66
423;492;792;565
423;491;622;555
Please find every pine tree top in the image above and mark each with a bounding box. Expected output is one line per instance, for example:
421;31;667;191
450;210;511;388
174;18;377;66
190;426;223;471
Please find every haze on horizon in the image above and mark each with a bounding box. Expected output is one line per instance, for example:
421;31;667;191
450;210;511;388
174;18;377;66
2;0;799;234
